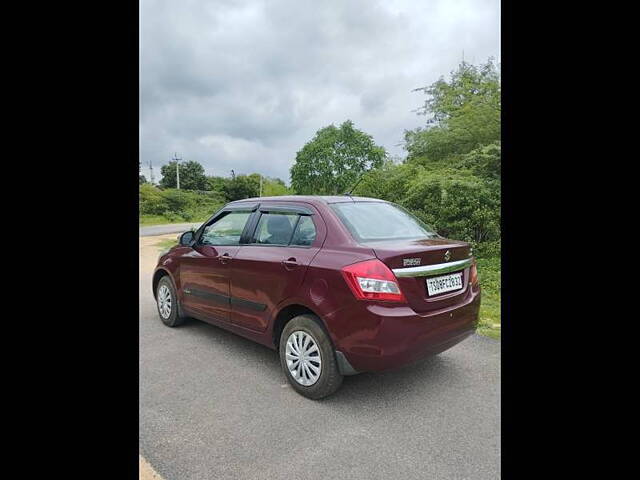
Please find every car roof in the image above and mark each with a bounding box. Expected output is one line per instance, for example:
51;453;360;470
228;195;386;206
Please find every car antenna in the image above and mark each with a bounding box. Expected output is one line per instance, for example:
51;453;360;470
343;170;368;197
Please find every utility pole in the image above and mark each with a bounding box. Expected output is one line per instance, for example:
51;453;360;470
173;153;182;189
147;160;155;185
259;174;263;197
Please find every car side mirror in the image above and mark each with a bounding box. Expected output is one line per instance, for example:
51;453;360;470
179;230;195;246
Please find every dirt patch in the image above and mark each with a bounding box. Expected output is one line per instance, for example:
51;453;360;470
139;455;164;480
140;233;178;275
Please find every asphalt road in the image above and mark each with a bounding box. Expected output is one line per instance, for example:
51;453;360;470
139;223;202;237
139;236;501;480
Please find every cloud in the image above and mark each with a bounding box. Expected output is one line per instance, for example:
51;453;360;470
140;0;500;183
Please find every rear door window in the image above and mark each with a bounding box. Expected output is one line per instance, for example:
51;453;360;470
253;213;298;245
250;210;318;247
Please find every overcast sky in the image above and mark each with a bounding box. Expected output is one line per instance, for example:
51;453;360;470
140;0;499;184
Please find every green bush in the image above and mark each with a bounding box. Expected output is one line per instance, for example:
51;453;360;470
473;240;501;258
405;174;499;243
355;163;500;245
457;141;501;181
139;185;225;223
353;161;421;203
139;183;166;215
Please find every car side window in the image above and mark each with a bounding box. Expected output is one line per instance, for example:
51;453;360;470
291;216;316;246
200;211;251;246
253;213;297;245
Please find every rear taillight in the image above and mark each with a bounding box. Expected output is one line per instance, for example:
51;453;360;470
341;259;407;303
470;260;478;286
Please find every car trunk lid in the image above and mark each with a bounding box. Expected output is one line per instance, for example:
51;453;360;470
368;237;473;314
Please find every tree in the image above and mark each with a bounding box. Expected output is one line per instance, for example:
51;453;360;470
405;59;500;162
206;175;230;194
262;177;290;196
457;141;501;181
290;120;386;195
353;160;421;203
222;174;260;201
159;160;208;190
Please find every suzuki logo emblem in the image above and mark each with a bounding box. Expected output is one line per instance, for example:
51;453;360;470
444;250;451;262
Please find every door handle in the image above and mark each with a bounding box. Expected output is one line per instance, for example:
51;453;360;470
282;257;298;270
219;253;232;264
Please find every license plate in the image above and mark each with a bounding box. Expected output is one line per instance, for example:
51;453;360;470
426;272;463;296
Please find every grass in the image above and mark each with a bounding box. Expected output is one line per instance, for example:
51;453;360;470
155;237;179;250
475;256;501;339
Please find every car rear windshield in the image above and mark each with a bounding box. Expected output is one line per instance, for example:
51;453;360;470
330;202;438;242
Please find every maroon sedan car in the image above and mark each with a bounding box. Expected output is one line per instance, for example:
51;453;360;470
153;196;480;399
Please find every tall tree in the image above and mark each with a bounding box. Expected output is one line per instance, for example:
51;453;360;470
290;120;386;195
405;59;500;162
159;160;208;190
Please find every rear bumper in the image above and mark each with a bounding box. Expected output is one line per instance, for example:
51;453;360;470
325;285;481;373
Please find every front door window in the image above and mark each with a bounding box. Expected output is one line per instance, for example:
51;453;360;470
200;211;251;246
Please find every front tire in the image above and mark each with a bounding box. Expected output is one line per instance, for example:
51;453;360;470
279;314;343;399
156;276;185;327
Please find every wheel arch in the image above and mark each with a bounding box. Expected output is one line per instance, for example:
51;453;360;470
152;267;174;299
272;303;331;351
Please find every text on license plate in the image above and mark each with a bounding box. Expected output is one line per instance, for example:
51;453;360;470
426;272;463;296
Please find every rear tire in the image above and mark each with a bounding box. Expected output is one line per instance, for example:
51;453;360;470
279;314;343;399
156;276;185;327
